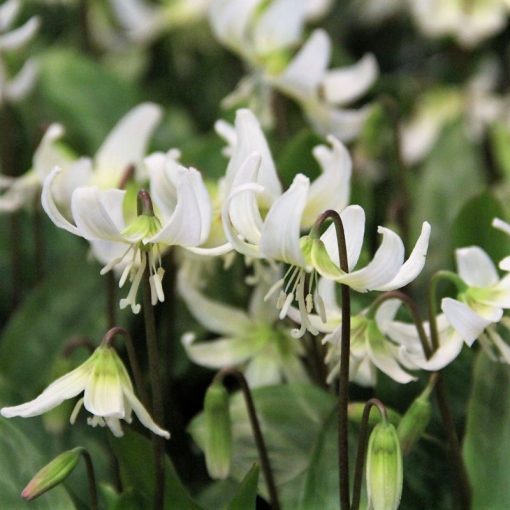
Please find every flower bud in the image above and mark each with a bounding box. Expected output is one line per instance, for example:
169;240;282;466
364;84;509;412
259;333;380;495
204;382;232;480
397;392;432;455
366;422;403;510
22;447;83;501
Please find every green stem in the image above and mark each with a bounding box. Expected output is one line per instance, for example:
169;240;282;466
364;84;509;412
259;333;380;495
33;195;45;283
215;368;280;510
314;209;351;510
351;399;387;510
80;450;98;510
142;255;166;510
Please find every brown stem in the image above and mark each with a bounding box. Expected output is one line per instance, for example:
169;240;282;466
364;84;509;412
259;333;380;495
80;450;98;510
105;271;116;330
215;368;280;510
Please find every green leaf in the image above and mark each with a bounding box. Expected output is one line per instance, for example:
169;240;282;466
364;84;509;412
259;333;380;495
189;384;336;509
410;121;484;276
226;464;259;510
452;191;510;263
0;254;107;397
489;123;510;180
463;351;510;510
37;49;139;152
109;429;202;510
0;419;75;509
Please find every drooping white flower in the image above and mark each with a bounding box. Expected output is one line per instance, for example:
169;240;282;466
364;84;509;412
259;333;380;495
0;0;40;105
410;0;510;48
439;246;510;345
208;0;375;140
178;266;307;387
42;152;211;314
1;344;169;439
293;279;417;385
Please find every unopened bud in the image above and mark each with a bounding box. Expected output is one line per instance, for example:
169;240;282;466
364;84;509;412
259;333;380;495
204;382;232;480
367;422;403;510
22;447;83;501
397;392;432;455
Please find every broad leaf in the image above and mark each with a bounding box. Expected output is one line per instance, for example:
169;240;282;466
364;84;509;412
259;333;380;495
227;464;259;510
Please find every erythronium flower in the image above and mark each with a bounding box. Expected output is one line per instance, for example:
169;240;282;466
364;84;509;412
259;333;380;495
1;343;169;438
291;279;417;385
0;0;40;105
439;246;510;346
208;0;376;140
178;267;307;387
42;153;211;313
409;0;509;48
492;217;510;270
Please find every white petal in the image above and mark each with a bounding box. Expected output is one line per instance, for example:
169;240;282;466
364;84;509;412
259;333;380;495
244;355;282;387
499;256;510;271
275;29;330;100
110;0;162;43
321;204;366;272
4;58;38;102
123;387;170;438
442;298;493;346
32;124;66;178
0;16;39;51
253;0;305;55
41;167;80;236
71;187;126;242
148;166;211;247
186;242;233;256
1;363;91;418
492;217;510;236
147;152;178;220
0;0;20;32
182;334;255;369
377;221;431;291
84;359;124;418
260;174;309;266
215;119;237;156
0;171;39;212
94;103;162;187
301;135;352;229
455;246;498;287
321;54;378;105
178;273;252;336
375;299;401;326
338;226;405;291
50;157;93;212
224;109;281;202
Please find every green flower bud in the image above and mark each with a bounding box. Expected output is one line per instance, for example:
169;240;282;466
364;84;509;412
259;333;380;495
366;422;403;510
397;393;432;455
22;447;84;501
204;383;232;480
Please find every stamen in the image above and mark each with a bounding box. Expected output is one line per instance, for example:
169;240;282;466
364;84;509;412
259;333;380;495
70;397;84;424
264;278;285;302
119;254;146;314
279;292;294;320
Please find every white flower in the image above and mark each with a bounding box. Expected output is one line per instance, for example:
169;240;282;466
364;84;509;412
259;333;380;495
0;0;40;105
410;0;509;48
42;153;211;313
296;280;417;385
440;246;510;344
1;344;169;439
208;0;375;140
178;266;307;387
492;217;510;270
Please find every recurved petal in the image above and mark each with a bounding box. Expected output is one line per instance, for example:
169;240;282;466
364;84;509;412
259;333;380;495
455;246;499;288
0;16;39;51
71;187;126;242
178;272;252;336
260;174;309;266
94;103;162;187
32;124;67;178
320;205;365;272
0;0;19;31
123;387;170;438
337;226;405;292
4;58;38;103
492;217;510;236
275;29;330;100
376;221;431;291
147;152;178;220
301;136;352;228
1;362;92;418
41;167;81;236
441;298;493;346
321;54;378;105
148;166;211;247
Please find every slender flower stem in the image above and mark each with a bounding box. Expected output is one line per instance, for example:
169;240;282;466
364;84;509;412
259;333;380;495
427;275;472;510
351;399;387;510
314;209;351;510
142;256;166;510
105;271;116;330
102;326;148;405
215;368;280;510
62;335;96;357
80;450;98;510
